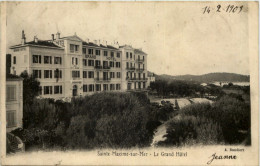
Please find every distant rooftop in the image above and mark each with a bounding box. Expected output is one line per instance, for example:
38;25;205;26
10;40;62;49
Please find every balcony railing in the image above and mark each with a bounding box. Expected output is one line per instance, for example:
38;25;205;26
136;59;144;63
103;78;111;82
135;68;145;72
103;66;111;70
72;77;81;80
94;65;102;70
126;67;136;71
95;78;111;82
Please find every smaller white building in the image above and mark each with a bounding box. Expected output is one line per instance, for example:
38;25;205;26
6;75;23;132
147;72;156;87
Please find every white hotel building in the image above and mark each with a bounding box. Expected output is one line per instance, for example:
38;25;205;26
10;31;148;99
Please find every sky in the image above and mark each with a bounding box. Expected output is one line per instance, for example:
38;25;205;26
6;1;250;75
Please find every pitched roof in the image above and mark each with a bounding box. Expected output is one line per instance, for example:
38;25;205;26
134;49;147;55
10;40;62;49
83;42;118;50
59;35;84;42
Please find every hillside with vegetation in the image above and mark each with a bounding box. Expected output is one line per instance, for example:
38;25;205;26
156;72;250;83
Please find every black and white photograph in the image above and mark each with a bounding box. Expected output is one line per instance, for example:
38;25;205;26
0;1;259;165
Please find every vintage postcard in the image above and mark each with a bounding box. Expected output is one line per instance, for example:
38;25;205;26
0;1;259;165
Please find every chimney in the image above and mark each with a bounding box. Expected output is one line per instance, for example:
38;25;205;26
51;34;55;41
34;36;38;43
21;30;26;45
98;40;100;46
105;41;107;47
86;38;89;43
115;41;119;49
56;32;60;39
94;40;97;45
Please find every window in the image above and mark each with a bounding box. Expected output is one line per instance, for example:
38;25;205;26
88;60;94;66
143;64;145;69
88;49;93;55
33;55;41;63
95;60;101;67
33;70;41;78
110;84;115;90
75;45;79;52
44;56;52;64
110;72;115;78
54;57;62;64
116;62;121;68
126;62;129;68
54;86;62;94
70;44;74;53
116;84;121;90
117;72;121;78
143;56;145;60
96;84;101;91
103;61;109;68
126;52;129;59
13;56;16;64
110;61;114;68
143;73;146;79
82;48;87;54
130;53;132;59
44;86;52;94
104;51;108;56
103;84;108;91
72;71;80;78
83;71;87;78
72;57;78;65
111;52;114;57
88;71;94;78
83;85;88;92
143;82;146;89
117;52;120;58
83;59;87;66
96;50;100;55
6;86;16;101
89;84;94;92
44;70;52;78
54;69;62;78
70;44;79;53
6;110;16;127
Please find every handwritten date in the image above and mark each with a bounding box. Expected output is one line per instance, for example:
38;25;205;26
203;5;244;14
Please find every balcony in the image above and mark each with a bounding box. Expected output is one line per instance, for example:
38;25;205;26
72;77;81;80
95;78;111;82
135;68;145;72
126;67;135;71
126;77;136;81
94;65;102;70
103;78;111;82
136;59;144;63
103;66;111;70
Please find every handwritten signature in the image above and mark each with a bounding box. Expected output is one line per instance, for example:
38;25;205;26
207;153;237;165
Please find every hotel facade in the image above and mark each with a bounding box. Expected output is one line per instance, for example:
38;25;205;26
10;31;149;99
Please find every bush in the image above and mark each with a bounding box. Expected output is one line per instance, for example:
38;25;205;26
163;95;250;145
159;115;224;146
22;92;155;150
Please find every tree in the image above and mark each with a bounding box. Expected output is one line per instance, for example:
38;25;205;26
20;70;41;104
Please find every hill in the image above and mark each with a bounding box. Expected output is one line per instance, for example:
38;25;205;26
155;72;250;83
